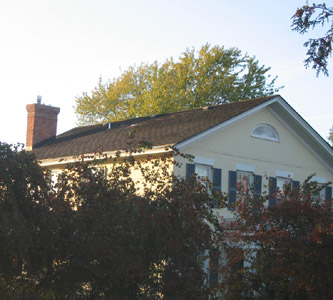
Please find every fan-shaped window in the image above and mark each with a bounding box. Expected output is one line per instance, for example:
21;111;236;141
252;124;279;142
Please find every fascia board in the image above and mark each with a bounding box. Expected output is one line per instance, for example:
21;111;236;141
39;146;172;167
272;97;332;153
268;97;333;172
176;96;280;150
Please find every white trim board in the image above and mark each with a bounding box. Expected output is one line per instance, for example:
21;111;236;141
236;163;256;173
311;176;326;184
194;156;215;166
268;98;333;172
276;170;294;179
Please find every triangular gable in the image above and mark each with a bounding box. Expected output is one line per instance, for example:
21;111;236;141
176;95;333;172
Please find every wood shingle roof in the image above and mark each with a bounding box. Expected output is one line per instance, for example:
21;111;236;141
32;96;276;160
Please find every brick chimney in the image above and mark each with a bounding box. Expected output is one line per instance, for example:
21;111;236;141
26;96;60;151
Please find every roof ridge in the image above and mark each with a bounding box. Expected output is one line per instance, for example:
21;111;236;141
101;94;279;125
52;95;278;142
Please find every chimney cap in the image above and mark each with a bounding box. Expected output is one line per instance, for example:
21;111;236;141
37;95;42;104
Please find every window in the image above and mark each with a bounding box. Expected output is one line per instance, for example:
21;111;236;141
310;177;330;202
311;184;325;202
209;248;219;287
277;177;291;196
237;171;254;194
186;163;222;207
269;175;299;206
227;247;244;273
186;163;221;190
199;248;221;288
228;168;262;209
49;170;62;189
252;124;279;142
275;176;293;202
195;164;212;183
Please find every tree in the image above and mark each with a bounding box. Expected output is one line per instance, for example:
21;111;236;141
75;44;281;125
47;154;219;299
218;178;333;300
0;142;59;299
328;125;333;145
291;2;333;76
0;142;221;299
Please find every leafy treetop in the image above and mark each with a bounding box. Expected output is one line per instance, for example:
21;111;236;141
328;125;333;145
75;44;281;125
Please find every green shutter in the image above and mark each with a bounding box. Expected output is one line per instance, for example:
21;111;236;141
209;248;218;287
212;168;222;208
292;180;300;189
213;168;222;191
254;174;262;197
269;177;277;207
186;163;195;182
228;171;237;209
292;180;300;197
325;186;332;201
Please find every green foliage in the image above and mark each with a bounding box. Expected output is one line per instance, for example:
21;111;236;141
0;142;220;299
0;142;58;299
2;142;331;299
328;125;333;145
218;178;333;300
292;3;333;76
75;44;281;125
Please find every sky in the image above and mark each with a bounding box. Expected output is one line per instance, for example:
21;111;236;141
0;0;332;146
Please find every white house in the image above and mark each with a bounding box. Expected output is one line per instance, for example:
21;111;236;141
24;94;333;291
26;94;333;215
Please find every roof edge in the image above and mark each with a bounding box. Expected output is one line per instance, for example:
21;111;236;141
38;145;173;167
269;96;333;172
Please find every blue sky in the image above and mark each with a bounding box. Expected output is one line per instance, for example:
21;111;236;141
0;0;332;145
